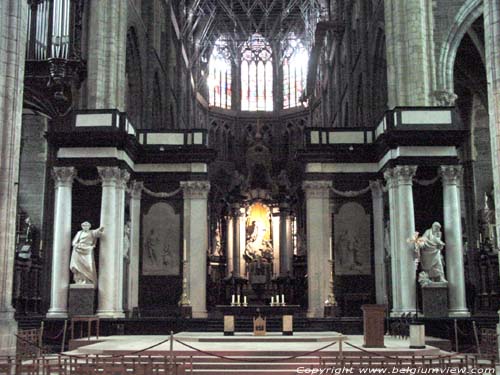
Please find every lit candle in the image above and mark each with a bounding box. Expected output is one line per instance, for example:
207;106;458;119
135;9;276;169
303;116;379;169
237;295;241;305
231;294;235;305
281;294;285;305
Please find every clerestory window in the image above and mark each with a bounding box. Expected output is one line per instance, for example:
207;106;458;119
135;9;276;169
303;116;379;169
282;36;308;109
208;39;232;109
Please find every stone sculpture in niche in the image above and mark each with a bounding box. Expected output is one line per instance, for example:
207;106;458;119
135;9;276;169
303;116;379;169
417;222;447;283
70;221;104;285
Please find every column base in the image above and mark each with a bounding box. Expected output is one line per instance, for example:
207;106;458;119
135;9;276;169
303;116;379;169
307;308;325;318
0;311;18;356
96;310;126;319
448;309;470;317
192;310;207;319
46;309;68;319
390;308;417;317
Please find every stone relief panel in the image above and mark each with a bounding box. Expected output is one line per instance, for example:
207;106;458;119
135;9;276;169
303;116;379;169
334;201;371;275
142;202;180;276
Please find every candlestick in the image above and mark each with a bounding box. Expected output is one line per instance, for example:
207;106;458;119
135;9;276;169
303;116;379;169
237;294;241;306
329;237;333;261
276;294;280;305
281;294;285;306
231;294;235;306
183;239;187;261
243;296;248;307
271;296;274;306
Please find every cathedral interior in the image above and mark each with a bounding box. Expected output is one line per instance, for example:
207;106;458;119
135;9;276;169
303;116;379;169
1;0;500;365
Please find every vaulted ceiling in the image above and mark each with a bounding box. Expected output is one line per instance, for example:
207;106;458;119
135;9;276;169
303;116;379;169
182;0;326;49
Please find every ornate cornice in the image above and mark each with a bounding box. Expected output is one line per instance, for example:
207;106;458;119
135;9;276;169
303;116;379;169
180;181;211;199
302;181;332;198
52;167;76;188
440;165;463;186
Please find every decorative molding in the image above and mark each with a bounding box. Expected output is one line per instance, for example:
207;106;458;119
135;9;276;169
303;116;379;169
52;167;76;188
432;90;458;106
393;165;418;185
440;165;463;186
180;181;211;199
116;170;131;190
302;181;332;198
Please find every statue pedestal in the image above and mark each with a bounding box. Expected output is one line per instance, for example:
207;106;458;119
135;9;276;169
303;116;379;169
361;304;386;348
69;284;95;317
421;282;448;318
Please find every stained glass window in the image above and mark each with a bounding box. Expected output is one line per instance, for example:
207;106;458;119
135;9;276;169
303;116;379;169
241;34;273;111
283;37;308;109
208;39;232;109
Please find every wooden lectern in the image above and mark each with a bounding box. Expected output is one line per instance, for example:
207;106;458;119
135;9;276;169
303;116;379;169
361;304;386;348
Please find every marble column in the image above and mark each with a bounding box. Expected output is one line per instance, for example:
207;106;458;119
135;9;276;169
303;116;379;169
127;181;142;312
0;0;28;355
96;167;127;318
115;169;129;314
384;166;417;315
231;203;243;277
47;167;76;318
395;166;417;314
303;181;332;318
384;169;401;315
181;181;210;318
279;203;293;276
226;215;234;276
370;180;388;305
440;165;469;317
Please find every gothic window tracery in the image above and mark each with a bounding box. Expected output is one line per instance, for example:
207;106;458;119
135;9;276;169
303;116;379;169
208;39;232;109
241;34;273;111
282;36;308;109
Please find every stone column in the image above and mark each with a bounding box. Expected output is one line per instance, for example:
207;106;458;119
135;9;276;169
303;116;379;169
181;181;210;318
279;203;294;276
47;167;76;318
114;169;129;313
303;181;332;318
484;0;500;250
440;166;469;317
96;167;127;318
85;0;128;110
128;181;142;312
231;203;242;277
226;215;234;276
384;166;417;315
384;169;401;315
384;0;437;107
395;166;418;314
0;0;28;355
370;181;387;305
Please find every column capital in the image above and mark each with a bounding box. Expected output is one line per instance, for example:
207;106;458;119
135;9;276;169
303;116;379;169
130;181;143;199
52;167;76;188
302;180;332;198
369;180;384;199
117;170;130;190
389;165;417;185
180;181;210;199
97;166;121;185
440;165;463;185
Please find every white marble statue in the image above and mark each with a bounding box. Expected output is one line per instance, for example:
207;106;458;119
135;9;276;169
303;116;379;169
70;221;104;285
123;221;131;263
418;222;447;282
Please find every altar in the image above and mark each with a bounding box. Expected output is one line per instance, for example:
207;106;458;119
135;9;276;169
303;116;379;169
216;304;301;316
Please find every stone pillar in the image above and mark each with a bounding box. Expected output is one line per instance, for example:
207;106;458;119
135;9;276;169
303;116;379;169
181;181;210;318
384;0;437;107
395;166;418;314
484;0;500;250
384;166;417;315
303;181;332;318
440;166;469;317
226;215;234;276
85;0;128;110
128;181;142;312
384;169;401;315
115;169;129;313
231;203;242;277
279;203;294;276
0;0;28;355
47;167;76;318
370;181;387;305
96;167;127;318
